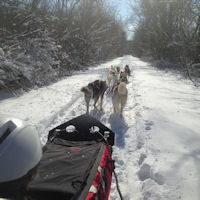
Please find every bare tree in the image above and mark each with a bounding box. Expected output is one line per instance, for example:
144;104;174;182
130;0;200;77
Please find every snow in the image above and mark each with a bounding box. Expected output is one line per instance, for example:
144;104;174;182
0;55;200;200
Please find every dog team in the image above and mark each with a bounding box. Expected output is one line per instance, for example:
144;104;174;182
81;64;131;118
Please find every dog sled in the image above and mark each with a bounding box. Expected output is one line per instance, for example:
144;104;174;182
26;114;119;200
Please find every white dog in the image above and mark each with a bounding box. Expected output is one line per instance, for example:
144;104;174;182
112;81;127;118
107;65;120;92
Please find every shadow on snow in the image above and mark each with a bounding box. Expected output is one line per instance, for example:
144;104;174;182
108;113;128;149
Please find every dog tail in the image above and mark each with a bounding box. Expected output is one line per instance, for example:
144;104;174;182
118;82;127;95
81;86;90;94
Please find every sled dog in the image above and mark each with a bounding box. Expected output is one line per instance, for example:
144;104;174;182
81;80;108;114
119;71;128;84
107;65;120;92
112;81;128;118
119;65;131;84
124;64;131;76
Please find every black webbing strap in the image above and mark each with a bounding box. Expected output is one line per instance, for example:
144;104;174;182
111;160;124;200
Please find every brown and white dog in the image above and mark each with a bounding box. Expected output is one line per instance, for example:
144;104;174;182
112;79;128;118
81;80;108;114
119;71;128;84
119;65;131;84
107;65;120;92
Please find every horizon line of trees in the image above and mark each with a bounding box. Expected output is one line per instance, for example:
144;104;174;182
0;0;199;92
0;0;128;91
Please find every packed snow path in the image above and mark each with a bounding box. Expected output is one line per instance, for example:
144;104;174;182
0;56;200;200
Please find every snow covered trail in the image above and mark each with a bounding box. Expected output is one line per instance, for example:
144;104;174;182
132;62;200;200
0;55;200;200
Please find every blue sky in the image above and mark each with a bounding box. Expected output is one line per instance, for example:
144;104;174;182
108;0;134;39
109;0;132;20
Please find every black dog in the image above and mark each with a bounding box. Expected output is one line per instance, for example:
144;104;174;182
81;80;108;114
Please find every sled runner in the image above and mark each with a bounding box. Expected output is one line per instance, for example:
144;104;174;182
26;114;115;200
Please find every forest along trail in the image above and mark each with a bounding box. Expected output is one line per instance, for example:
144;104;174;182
0;56;200;200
